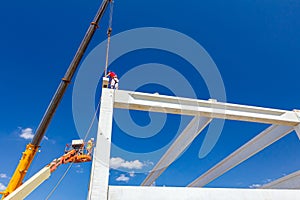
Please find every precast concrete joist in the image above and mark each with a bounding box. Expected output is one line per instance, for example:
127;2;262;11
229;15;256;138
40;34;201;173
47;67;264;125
5;167;51;200
114;90;300;126
187;125;294;187
141;116;212;186
262;170;300;189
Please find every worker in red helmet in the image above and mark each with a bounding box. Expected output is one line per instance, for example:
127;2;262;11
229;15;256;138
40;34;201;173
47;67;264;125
105;70;119;89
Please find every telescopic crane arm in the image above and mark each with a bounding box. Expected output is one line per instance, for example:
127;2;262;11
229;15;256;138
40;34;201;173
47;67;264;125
4;140;93;200
1;0;111;198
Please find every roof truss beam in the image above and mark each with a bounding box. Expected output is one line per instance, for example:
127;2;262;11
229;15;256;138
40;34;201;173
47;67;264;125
187;125;294;187
261;170;300;189
114;90;300;126
141;116;212;186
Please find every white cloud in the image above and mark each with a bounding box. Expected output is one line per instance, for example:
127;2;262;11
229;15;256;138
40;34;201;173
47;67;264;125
74;164;84;173
19;128;34;140
250;178;274;188
129;171;135;177
249;183;261;188
19;128;49;141
145;160;154;166
110;157;123;169
0;173;8;179
76;169;84;174
0;183;6;190
110;157;144;170
122;160;144;169
116;174;129;182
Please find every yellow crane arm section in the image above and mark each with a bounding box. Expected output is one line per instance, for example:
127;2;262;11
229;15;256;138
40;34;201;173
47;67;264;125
1;144;38;198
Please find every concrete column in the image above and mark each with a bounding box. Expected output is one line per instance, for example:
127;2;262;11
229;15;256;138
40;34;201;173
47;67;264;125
88;88;114;200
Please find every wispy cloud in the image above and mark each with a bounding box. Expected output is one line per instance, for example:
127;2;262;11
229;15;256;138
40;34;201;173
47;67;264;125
74;164;84;173
110;157;144;170
19;128;34;140
0;173;8;179
110;157;154;183
249;183;262;188
19;127;49;141
116;174;129;182
0;183;6;190
129;171;135;177
250;178;274;188
76;169;84;174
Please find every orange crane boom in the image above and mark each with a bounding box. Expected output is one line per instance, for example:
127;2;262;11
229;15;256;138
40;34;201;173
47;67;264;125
3;139;93;200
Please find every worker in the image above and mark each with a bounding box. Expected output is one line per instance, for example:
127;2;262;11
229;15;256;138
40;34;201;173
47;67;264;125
64;144;70;154
86;138;94;156
78;144;84;155
105;70;119;89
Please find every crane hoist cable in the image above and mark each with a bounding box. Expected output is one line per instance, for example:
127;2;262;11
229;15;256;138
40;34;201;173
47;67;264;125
104;0;114;76
40;3;114;198
83;99;101;142
44;100;101;199
45;163;73;200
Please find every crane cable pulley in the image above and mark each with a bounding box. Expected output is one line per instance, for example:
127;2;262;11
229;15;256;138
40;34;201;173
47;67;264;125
104;0;114;76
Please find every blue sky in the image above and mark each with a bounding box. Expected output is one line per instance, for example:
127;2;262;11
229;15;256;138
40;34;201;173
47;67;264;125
1;0;300;199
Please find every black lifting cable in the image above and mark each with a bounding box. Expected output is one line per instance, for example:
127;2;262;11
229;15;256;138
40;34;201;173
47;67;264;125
104;0;114;76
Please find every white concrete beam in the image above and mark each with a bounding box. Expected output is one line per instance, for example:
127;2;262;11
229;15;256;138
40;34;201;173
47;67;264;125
294;125;300;140
188;125;294;187
293;110;300;139
114;90;300;126
141;116;212;186
261;170;300;189
88;88;114;200
5;167;51;200
108;186;299;200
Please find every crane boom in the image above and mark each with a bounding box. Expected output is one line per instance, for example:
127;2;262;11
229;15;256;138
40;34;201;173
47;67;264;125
1;0;111;198
4;140;93;200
